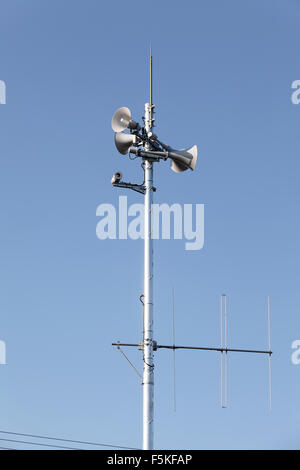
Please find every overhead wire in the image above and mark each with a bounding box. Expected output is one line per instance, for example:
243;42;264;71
0;430;139;450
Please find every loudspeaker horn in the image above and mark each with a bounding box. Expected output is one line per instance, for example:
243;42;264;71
111;107;139;133
169;145;198;173
114;132;137;155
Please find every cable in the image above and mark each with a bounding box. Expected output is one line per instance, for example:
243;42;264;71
0;430;139;450
129;155;139;160
0;438;82;450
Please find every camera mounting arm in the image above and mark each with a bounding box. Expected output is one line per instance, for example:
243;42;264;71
112;181;147;195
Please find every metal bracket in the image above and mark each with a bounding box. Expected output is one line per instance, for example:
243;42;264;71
112;181;156;194
112;181;146;195
114;341;142;380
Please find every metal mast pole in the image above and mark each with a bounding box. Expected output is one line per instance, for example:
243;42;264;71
110;52;272;447
142;50;154;450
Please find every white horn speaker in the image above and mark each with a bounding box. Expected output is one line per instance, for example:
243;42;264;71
169;145;198;173
111;107;139;132
114;132;137;155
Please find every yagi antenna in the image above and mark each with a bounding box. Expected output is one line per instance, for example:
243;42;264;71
113;294;273;417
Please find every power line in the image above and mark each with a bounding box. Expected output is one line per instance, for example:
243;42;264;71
0;430;139;450
0;438;82;450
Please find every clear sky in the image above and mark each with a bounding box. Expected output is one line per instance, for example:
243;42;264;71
0;0;300;450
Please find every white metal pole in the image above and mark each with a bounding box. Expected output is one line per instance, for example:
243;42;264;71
142;102;154;450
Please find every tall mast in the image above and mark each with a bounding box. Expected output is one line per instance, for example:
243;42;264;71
142;49;155;450
110;50;273;449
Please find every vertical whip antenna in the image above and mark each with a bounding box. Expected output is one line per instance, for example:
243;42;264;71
172;288;176;412
220;295;223;407
150;43;153;129
267;296;272;411
224;294;228;408
220;294;228;408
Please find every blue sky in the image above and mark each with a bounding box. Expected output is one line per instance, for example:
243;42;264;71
0;0;300;450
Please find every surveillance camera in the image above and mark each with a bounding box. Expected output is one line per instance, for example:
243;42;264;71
111;171;123;185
